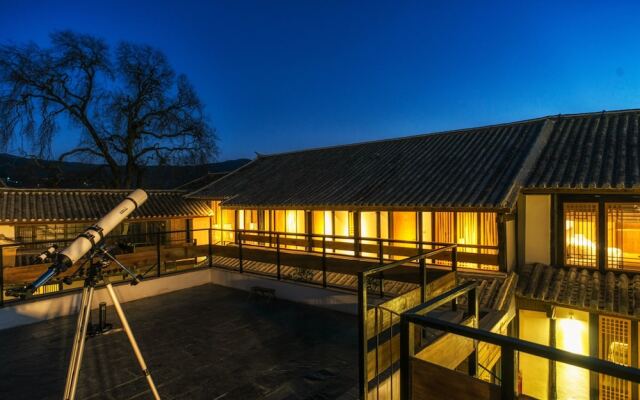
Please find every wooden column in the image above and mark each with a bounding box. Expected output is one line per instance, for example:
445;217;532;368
354;211;361;257
305;210;313;252
597;199;606;273
498;213;507;272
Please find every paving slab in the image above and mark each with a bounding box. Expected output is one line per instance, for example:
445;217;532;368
0;284;358;400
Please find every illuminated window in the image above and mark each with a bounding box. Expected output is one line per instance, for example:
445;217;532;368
285;210;305;234
392;212;417;243
211;201;223;243
607;203;640;271
275;210;285;232
421;212;432;242
457;212;477;268
334;211;354;255
480;213;498;270
434;212;455;243
432;212;498;270
312;211;332;236
564;203;598;268
360;212;378;258
312;211;333;252
221;209;236;242
334;211;350;237
241;210;258;231
599;316;631;400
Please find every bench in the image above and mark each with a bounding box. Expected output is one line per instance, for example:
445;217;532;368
249;286;276;301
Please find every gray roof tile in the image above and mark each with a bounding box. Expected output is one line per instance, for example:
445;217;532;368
189;120;547;210
0;189;211;222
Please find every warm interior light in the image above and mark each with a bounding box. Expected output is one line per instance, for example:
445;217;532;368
238;211;245;229
558;315;583;354
556;311;589;400
324;211;333;235
286;210;297;233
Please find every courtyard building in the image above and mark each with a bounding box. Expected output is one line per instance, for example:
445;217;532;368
4;109;640;399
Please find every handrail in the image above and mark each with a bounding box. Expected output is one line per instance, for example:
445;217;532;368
361;244;458;277
399;282;640;400
403;280;475;316
233;228;496;250
407;314;640;382
357;241;461;400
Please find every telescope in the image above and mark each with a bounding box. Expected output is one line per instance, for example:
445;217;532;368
6;189;148;298
6;189;162;400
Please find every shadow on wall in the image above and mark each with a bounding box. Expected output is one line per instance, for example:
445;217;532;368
0;291;83;329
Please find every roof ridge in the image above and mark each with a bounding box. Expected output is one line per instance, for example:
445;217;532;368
254;108;640;159
0;188;186;193
185;157;260;199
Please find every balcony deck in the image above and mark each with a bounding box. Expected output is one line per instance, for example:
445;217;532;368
0;284;358;400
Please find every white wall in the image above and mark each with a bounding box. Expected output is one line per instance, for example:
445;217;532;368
210;268;357;315
0;267;358;330
524;195;551;265
0;268;211;330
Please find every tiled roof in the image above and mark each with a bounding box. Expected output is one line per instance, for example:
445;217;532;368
0;189;212;223
173;172;227;191
527;110;640;189
189;120;547;210
189;109;640;210
516;263;640;318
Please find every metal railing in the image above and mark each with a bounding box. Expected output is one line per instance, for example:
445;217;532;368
0;227;214;305
357;244;459;400
212;228;478;295
226;227;497;268
399;283;640;400
0;226;471;306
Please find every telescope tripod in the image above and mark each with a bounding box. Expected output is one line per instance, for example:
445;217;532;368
64;249;160;400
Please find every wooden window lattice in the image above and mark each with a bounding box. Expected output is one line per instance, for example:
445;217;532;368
599;316;631;400
565;203;599;268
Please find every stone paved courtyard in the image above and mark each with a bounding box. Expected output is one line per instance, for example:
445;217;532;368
0;284;358;400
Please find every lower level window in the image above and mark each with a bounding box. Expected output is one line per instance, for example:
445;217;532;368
599;316;631;400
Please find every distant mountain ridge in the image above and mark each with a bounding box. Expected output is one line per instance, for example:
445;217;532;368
0;153;250;189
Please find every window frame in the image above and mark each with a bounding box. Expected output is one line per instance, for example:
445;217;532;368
558;194;640;271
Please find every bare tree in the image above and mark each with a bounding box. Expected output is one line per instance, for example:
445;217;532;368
0;31;217;187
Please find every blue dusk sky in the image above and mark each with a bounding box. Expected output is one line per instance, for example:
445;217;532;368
1;1;640;161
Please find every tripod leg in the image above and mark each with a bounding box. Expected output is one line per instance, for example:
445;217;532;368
64;285;94;400
64;286;89;399
105;283;161;400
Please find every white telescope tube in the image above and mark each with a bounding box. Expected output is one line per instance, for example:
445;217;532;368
57;189;148;269
9;189;148;296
